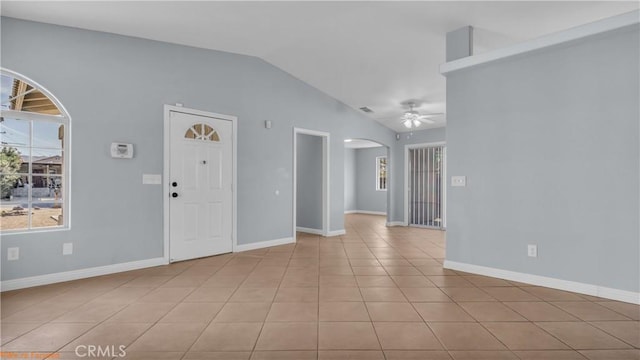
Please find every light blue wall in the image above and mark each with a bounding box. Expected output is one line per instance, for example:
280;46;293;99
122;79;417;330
0;17;397;281
445;26;639;292
344;148;356;212
296;134;322;230
355;147;387;213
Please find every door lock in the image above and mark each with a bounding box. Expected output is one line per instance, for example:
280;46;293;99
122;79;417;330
172;182;178;187
171;192;178;198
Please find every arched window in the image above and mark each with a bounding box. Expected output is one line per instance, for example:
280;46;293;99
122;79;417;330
185;123;220;141
0;69;70;232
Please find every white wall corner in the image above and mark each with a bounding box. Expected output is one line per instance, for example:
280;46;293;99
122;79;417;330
444;260;640;305
234;237;295;252
1;257;168;292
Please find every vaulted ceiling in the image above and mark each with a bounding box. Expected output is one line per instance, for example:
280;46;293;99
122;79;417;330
3;1;637;132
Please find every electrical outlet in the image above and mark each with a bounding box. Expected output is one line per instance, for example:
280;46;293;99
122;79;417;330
527;244;538;258
63;243;73;255
7;247;19;261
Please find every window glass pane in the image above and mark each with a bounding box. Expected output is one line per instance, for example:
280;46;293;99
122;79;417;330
1;71;67;232
32;122;63;149
1;173;26;199
31;149;62;176
1;146;29;175
0;174;29;231
376;156;387;191
0;118;30;147
185;128;197;139
31;175;63;229
0;75;14;110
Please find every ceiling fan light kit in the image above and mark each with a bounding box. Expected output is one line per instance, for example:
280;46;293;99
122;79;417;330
400;102;442;129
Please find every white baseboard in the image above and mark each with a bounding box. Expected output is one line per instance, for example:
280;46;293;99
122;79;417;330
0;257;168;292
345;210;387;216
444;260;640;305
386;221;405;227
296;227;324;235
234;237;295;252
327;229;346;237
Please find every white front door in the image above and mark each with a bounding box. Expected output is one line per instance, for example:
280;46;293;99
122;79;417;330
169;110;233;262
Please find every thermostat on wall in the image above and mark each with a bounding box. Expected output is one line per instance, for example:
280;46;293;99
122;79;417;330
110;143;134;159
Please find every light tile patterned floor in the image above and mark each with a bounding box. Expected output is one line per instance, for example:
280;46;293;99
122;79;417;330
1;214;638;360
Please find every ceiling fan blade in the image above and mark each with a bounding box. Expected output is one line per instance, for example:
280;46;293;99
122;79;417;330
419;113;445;118
420;118;436;124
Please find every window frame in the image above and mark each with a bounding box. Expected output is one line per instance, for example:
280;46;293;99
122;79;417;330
1;69;71;234
375;155;387;192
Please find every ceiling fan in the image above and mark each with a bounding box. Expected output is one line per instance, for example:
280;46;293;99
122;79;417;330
401;102;443;128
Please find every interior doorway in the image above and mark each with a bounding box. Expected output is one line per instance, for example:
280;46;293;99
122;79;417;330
344;138;390;223
404;142;446;229
293;128;330;238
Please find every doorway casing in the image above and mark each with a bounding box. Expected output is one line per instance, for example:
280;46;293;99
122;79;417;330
163;105;238;263
404;141;446;227
293;128;330;239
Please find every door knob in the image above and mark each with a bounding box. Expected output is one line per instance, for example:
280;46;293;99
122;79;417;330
172;182;178;187
172;192;178;198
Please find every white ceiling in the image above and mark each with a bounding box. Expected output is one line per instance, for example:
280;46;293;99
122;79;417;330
344;139;384;149
3;1;637;132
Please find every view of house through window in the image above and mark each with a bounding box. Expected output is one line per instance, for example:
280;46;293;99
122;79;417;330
0;71;69;232
376;156;387;191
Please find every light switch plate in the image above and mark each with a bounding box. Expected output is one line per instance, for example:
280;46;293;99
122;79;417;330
63;243;73;255
7;247;19;261
451;176;466;187
142;174;162;185
528;244;538;258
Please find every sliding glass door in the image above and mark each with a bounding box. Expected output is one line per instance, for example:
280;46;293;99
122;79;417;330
408;146;445;229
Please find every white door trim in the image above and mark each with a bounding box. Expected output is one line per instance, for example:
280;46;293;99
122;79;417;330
293;128;330;239
163;105;238;263
404;141;446;227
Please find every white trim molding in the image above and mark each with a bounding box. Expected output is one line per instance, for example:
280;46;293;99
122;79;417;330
296;227;324;235
444;260;640;305
345;210;387;216
386;221;405;227
326;229;346;237
440;10;640;76
1;257;168;292
293;128;331;239
234;237;295;252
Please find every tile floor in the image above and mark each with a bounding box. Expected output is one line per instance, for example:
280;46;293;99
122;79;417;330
1;214;638;360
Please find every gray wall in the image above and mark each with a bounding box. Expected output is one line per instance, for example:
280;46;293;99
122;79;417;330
344;148;356;212
0;17;397;281
355;147;387;213
296;134;323;230
445;26;639;292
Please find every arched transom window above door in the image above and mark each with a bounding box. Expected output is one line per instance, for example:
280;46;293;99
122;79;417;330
185;123;220;142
